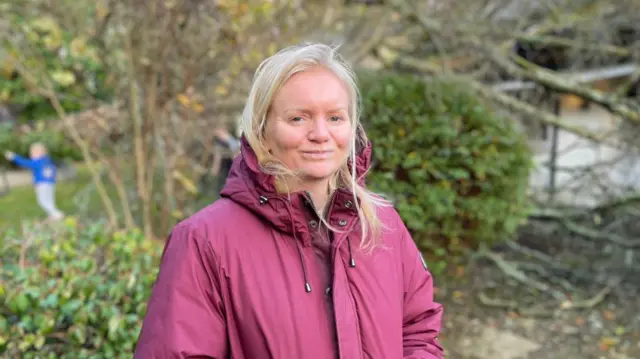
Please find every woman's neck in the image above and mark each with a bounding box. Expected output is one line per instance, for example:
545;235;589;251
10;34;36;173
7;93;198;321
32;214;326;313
305;183;331;213
279;178;331;213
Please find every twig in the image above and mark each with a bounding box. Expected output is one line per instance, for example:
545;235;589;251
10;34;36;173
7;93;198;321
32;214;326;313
515;261;579;293
559;277;623;310
478;277;623;316
513;33;630;57
528;207;584;219
529;191;640;220
506;240;556;264
373;44;606;142
563;220;640;248
477;291;518;309
477;292;555;318
505;240;596;283
592;192;640;213
481;250;567;299
388;0;640;125
19;222;36;270
502;52;640;123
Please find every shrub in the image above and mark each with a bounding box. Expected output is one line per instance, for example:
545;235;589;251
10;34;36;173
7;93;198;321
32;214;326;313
359;71;533;256
0;219;163;358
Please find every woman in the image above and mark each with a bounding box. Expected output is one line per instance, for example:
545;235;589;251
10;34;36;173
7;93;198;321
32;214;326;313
134;43;444;358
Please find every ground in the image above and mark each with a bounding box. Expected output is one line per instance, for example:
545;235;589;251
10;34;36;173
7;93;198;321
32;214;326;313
436;251;640;359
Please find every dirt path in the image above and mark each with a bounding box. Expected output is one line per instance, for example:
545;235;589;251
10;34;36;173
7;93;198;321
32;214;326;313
2;169;35;188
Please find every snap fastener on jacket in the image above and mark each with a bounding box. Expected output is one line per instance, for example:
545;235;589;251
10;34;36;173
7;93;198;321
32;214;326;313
325;286;332;295
258;196;268;204
338;219;347;226
344;200;352;208
309;220;318;229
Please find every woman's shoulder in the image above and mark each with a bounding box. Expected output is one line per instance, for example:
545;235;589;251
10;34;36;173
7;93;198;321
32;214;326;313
374;203;411;244
375;202;404;228
172;198;264;246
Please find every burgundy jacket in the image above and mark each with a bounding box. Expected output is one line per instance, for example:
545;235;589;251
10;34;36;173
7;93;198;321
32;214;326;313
134;138;444;358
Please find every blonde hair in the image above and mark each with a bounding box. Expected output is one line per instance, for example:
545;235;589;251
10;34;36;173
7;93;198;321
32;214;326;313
240;42;388;251
30;142;47;156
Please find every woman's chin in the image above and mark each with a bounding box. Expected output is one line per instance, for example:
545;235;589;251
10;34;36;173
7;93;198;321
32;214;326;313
299;165;339;182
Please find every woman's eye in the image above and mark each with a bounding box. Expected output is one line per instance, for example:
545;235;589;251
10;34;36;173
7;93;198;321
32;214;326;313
291;117;303;122
330;116;342;122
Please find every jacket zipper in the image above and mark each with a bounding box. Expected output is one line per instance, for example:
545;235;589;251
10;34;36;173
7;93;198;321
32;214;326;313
304;190;338;221
305;190;341;350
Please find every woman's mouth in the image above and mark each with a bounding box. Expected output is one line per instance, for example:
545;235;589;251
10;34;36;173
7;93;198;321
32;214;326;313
301;150;333;160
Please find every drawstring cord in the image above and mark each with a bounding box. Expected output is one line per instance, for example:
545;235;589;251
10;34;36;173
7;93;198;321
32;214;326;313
258;194;355;294
347;237;356;268
295;240;312;293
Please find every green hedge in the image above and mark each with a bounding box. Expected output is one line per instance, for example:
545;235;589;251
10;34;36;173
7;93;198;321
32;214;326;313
360;71;533;255
0;219;163;358
0;123;82;168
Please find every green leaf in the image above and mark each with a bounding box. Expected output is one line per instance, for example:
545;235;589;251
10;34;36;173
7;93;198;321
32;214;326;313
10;293;30;314
49;70;76;87
108;315;122;340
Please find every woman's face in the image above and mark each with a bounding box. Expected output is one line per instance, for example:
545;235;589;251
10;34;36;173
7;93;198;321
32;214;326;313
264;67;352;184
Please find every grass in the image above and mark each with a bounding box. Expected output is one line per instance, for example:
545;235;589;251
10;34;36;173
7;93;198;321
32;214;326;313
0;162;220;236
0;164;107;233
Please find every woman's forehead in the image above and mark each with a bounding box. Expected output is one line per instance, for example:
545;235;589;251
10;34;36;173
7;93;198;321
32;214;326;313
272;69;350;110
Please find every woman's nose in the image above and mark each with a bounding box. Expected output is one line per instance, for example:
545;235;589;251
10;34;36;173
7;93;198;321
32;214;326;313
308;118;330;142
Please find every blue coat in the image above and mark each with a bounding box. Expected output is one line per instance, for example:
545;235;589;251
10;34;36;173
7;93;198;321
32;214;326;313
11;155;57;184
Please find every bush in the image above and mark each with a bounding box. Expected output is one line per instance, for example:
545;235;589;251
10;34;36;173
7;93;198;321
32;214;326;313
0;122;82;168
0;219;163;358
360;71;533;256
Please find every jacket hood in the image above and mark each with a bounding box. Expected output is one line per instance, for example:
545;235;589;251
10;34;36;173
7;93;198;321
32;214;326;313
219;136;373;245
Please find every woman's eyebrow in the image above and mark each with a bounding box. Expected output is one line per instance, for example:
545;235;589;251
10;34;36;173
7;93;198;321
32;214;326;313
283;107;347;114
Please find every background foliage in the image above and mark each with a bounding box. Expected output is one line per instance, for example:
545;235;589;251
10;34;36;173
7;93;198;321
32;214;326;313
1;13;112;123
360;71;533;262
0;220;163;357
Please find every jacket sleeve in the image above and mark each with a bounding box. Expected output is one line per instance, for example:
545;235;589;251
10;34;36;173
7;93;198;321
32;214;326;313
399;220;444;359
11;155;35;169
134;223;228;358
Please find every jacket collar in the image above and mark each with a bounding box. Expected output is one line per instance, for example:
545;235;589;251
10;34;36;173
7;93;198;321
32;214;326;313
219;135;372;245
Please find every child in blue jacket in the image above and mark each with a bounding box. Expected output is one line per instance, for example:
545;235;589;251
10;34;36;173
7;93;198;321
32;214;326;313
4;143;64;220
